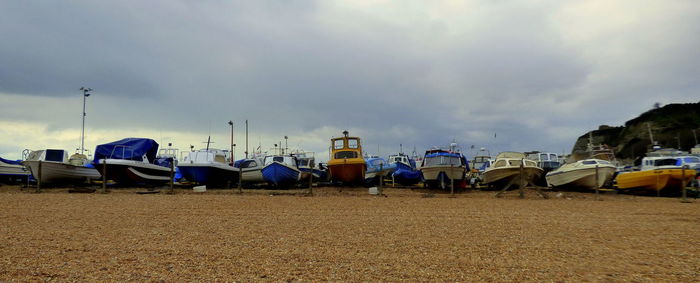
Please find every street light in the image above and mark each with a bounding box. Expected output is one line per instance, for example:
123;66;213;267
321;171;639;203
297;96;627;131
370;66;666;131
79;87;92;155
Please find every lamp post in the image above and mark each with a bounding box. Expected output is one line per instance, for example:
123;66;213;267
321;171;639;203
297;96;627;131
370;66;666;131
79;87;92;155
228;121;234;165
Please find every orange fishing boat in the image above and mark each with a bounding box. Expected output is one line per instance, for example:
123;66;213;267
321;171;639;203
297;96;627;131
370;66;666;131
327;131;365;184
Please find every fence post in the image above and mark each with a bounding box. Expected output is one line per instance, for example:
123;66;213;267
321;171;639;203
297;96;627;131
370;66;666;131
450;164;454;196
308;169;313;195
681;165;690;203
238;169;243;194
519;159;525;199
101;159;107;193
169;160;174;194
595;165;600;201
36;160;42;193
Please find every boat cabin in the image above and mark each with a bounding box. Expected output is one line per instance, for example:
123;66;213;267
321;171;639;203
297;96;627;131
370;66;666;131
264;155;299;168
422;150;466;168
330;131;363;160
26;149;69;163
526;151;561;171
182;149;228;164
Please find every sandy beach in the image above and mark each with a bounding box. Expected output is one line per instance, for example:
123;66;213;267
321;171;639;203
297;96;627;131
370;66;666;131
1;186;698;281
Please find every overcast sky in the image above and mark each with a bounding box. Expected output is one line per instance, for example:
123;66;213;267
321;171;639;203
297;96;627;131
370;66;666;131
1;1;698;161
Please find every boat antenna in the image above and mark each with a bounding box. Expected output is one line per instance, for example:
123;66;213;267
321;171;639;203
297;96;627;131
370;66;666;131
647;123;656;145
79;87;92;155
399;143;403;154
245;120;249;159
202;136;213;151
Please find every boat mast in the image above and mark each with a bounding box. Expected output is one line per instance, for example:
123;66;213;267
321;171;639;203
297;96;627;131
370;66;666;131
228;120;234;164
79;87;92;155
245;120;249;159
647;123;656;145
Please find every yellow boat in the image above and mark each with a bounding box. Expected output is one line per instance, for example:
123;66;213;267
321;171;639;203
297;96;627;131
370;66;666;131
327;131;366;184
615;169;695;192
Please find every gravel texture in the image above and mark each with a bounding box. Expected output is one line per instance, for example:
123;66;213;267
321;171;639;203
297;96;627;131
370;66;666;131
1;186;699;281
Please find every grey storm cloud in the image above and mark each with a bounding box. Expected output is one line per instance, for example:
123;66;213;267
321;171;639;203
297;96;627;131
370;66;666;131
1;0;699;158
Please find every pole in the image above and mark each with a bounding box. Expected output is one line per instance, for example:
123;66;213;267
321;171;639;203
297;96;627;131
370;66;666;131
519;159;525;199
594;164;600;201
80;87;91;155
36;160;42;193
681;165;689;203
101;159;107;193
692;129;698;145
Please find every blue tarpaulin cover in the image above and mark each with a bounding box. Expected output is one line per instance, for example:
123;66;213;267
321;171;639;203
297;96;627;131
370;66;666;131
93;138;159;164
0;156;23;165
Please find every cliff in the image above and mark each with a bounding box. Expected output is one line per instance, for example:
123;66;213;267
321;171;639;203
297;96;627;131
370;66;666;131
571;102;700;162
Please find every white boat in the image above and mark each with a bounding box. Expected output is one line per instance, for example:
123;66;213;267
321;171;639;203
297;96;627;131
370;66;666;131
22;149;100;184
482;152;543;189
236;155;265;184
0;155;31;183
93;138;173;185
178;148;240;186
545;159;616;189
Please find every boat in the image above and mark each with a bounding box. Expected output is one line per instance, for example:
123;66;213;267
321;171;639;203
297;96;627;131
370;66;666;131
93;138;173;185
388;153;422;185
327;131;366;184
178;148;240;186
545;159;616;189
261;154;301;187
235;156;266;184
615;155;696;193
364;155;396;186
0;155;31;183
22;149;101;184
295;151;327;181
525;151;561;173
481;152;543;189
420;143;468;189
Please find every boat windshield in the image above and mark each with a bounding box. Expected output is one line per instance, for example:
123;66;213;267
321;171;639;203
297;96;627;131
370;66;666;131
424;156;461;166
680;157;700;163
654;158;679;166
45;149;65;162
335;151;358;159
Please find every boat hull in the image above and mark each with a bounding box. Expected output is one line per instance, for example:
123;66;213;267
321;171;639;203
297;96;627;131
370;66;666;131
546;166;616;189
23;160;100;184
0;163;31;183
615;169;695;192
421;165;465;188
178;163;239;186
328;162;366;184
482;167;543;188
96;159;171;185
262;162;301;187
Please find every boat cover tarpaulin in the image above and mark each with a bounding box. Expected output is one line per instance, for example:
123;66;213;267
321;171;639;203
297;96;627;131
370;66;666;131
0;156;23;165
93;138;159;163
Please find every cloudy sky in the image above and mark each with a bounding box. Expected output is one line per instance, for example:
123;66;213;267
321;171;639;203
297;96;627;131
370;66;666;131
1;0;698;161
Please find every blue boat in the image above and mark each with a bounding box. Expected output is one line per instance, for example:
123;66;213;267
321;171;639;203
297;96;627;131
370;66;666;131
93;138;172;185
388;153;422;185
261;155;301;187
364;156;396;185
178;148;239;186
